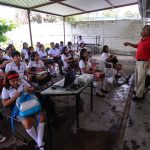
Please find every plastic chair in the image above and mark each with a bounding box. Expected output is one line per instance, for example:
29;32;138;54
99;60;116;84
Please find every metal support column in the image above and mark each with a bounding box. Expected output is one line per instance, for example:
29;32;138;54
27;9;33;46
63;16;66;45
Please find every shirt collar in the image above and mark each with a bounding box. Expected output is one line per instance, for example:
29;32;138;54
141;35;150;41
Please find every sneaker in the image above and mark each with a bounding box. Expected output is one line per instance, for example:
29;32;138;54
125;75;131;83
0;135;7;143
115;74;122;79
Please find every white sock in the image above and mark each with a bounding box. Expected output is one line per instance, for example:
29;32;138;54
26;126;37;143
95;82;102;94
37;123;45;150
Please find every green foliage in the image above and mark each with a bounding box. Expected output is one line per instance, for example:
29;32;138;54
0;19;16;42
65;16;78;24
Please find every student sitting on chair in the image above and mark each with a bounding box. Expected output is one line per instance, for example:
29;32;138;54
5;51;31;81
1;71;45;150
106;54;131;83
28;52;51;86
61;46;78;72
24;46;35;64
79;48;107;97
38;44;48;60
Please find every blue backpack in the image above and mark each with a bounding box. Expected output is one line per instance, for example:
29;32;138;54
11;92;41;132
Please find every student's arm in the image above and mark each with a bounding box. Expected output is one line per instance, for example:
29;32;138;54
22;79;35;93
2;92;19;107
124;42;138;48
80;68;93;74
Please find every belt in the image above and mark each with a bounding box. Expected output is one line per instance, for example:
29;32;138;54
137;59;148;61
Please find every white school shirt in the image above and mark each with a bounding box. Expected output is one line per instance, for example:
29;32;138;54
38;50;47;59
28;60;44;68
48;48;61;57
61;54;71;69
77;39;84;44
35;47;39;52
59;45;63;52
2;79;31;99
3;55;13;60
25;53;30;60
21;48;28;56
5;61;27;79
100;52;109;61
79;60;92;73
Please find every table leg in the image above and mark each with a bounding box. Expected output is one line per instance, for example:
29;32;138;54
91;82;93;111
43;96;53;150
76;94;80;128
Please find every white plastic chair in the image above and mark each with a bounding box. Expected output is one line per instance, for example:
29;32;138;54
99;60;116;84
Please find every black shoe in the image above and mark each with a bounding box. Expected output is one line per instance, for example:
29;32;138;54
125;75;132;83
96;93;105;97
101;89;108;94
115;74;122;79
132;96;143;102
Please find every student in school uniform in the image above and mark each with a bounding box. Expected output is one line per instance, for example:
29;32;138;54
37;44;47;60
21;42;28;59
3;46;13;60
79;48;107;97
5;51;31;81
1;70;45;150
48;42;64;75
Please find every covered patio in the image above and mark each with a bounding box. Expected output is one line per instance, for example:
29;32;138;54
0;1;149;150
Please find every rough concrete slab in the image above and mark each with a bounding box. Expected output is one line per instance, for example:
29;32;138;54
123;92;150;150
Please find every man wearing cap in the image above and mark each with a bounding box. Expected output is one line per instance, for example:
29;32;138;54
124;25;150;102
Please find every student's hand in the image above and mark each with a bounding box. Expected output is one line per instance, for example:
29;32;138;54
12;92;20;100
24;87;34;93
124;42;130;46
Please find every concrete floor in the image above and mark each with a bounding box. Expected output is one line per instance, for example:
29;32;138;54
123;89;150;150
0;55;137;150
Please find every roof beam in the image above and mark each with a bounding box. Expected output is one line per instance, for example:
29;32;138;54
104;0;114;7
65;2;138;17
58;2;86;12
31;9;64;17
30;0;65;9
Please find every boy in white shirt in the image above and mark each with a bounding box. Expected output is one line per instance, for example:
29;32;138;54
5;51;31;80
48;42;64;75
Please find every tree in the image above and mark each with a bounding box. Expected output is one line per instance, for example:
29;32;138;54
123;10;136;18
0;19;15;42
102;9;116;18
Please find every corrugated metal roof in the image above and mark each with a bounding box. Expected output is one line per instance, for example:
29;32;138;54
34;3;82;16
0;0;138;16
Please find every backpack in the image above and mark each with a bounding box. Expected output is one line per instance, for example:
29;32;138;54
11;92;41;132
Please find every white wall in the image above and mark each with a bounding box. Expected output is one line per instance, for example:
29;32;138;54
5;20;143;53
71;20;144;52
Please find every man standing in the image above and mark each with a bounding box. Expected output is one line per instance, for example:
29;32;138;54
124;25;150;101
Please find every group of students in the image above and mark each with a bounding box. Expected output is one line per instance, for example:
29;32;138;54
0;40;121;149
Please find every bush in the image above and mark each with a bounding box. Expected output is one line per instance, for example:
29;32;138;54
0;19;15;42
